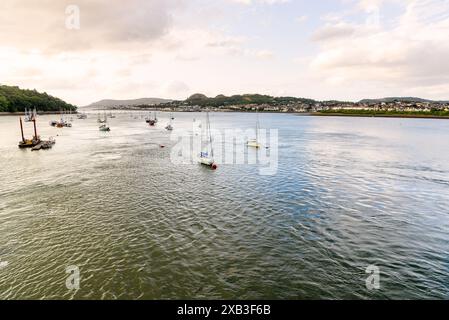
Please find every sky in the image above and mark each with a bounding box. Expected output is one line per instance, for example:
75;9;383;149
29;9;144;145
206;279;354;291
0;0;448;105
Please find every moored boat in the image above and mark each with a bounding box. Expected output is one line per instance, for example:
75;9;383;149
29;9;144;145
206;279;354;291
19;117;55;150
198;112;217;170
99;112;110;131
99;124;110;132
247;107;262;149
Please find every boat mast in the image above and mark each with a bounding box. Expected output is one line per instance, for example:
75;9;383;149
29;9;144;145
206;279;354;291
256;106;260;143
207;111;214;158
19;117;25;143
33;117;38;140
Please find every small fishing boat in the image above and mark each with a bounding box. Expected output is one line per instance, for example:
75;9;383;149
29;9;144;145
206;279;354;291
32;137;56;151
55;119;72;128
198;112;217;170
52;110;72;128
56;121;72;128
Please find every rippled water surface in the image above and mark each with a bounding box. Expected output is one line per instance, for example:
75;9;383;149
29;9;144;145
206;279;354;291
0;112;448;299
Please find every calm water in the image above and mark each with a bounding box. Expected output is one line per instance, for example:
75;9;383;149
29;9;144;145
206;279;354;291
0;112;448;300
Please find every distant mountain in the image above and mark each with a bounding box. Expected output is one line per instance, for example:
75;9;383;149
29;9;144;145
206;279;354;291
85;98;172;108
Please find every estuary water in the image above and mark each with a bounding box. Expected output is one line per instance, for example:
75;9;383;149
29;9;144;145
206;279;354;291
0;112;448;299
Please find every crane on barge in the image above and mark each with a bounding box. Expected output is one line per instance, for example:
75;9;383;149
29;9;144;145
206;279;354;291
18;117;55;151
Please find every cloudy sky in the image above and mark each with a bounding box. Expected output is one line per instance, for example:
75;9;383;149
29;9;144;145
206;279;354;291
0;0;448;105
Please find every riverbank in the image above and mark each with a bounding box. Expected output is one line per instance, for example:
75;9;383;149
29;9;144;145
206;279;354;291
311;112;449;119
0;111;72;117
3;110;449;120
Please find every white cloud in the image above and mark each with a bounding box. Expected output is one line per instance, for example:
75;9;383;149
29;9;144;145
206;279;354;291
1;0;448;104
310;0;449;99
229;0;290;5
296;15;308;23
0;0;183;52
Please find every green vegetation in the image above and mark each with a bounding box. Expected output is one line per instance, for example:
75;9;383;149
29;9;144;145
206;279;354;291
358;97;449;104
185;93;316;107
317;109;449;117
0;85;76;113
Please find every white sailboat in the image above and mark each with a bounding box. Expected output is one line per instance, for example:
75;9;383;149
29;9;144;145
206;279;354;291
198;112;217;170
165;114;174;131
55;110;72;128
99;112;110;131
24;108;33;122
247;107;261;149
98;112;106;123
77;112;87;119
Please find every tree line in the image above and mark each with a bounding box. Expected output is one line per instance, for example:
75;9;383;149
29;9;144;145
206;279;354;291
0;85;77;113
184;93;316;107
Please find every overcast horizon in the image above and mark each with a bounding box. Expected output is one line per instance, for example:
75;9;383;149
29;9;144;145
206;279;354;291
1;0;449;106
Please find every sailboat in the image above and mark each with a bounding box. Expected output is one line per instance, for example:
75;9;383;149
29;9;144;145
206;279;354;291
247;107;261;149
24;108;33;122
165;114;173;131
54;110;72;128
97;112;106;123
198;112;217;170
77;112;87;119
147;112;157;126
99;112;110;131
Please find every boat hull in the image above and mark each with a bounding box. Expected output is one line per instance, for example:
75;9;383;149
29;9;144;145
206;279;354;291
199;157;218;170
247;140;261;148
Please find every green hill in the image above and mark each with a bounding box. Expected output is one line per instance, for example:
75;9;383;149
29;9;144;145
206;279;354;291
185;93;316;107
0;85;77;113
359;97;434;104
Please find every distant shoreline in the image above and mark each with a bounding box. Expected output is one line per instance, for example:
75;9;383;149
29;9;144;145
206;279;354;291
2;110;449;120
0;111;66;117
310;112;449;120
